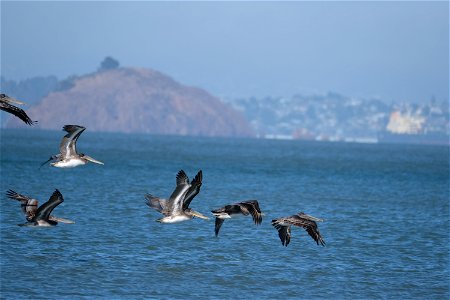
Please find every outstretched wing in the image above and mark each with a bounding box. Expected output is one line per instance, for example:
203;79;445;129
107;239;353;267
59;125;86;157
272;219;292;247
33;189;64;222
304;225;325;246
0;99;36;125
145;194;170;216
273;213;325;246
6;189;38;220
182;170;202;210
167;170;190;214
214;218;225;237
237;200;263;225
292;213;325;246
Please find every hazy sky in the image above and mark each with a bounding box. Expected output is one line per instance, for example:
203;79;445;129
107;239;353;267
1;1;448;103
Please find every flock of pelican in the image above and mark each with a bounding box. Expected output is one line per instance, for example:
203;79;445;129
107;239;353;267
2;93;326;248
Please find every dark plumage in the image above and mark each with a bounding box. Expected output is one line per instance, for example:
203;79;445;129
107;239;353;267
211;200;263;236
7;189;72;226
271;212;325;247
0;93;36;125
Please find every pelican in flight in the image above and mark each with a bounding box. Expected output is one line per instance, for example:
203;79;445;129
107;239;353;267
41;125;104;168
6;189;74;226
145;170;209;223
211;200;263;236
0;93;37;125
272;212;325;247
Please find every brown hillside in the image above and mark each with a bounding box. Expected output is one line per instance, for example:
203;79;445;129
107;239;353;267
7;67;254;137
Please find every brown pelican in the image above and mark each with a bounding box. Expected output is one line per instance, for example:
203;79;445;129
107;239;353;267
211;200;263;236
272;212;325;247
145;170;209;223
0;93;37;125
6;189;74;226
41;125;104;168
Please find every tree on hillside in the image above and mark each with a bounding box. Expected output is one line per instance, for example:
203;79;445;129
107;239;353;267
99;56;120;71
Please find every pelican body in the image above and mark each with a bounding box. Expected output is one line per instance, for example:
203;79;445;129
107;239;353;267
41;125;104;168
272;212;325;247
0;93;36;125
211;200;263;236
6;189;73;226
145;170;209;223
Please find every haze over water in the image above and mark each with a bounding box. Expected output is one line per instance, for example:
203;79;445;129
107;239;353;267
1;129;448;299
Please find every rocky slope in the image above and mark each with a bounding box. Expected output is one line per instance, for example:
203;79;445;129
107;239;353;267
7;67;254;137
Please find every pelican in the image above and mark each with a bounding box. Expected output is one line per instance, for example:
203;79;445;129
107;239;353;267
272;212;325;247
145;170;209;223
0;93;37;125
211;200;263;236
6;189;73;226
41;125;104;168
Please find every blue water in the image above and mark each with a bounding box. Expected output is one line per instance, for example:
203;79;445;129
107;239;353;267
1;128;449;299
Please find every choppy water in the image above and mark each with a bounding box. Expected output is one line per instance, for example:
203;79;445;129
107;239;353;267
1;128;449;299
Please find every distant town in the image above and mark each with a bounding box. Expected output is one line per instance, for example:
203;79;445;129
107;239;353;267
225;93;449;145
1;59;449;145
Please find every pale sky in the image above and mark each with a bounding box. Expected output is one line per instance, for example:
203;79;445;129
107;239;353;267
1;1;448;103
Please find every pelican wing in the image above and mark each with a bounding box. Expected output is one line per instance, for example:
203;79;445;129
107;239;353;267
6;189;38;220
211;204;241;215
214;218;225;237
305;225;325;246
0;100;36;125
182;170;202;210
33;189;64;222
145;194;170;216
237;200;263;225
166;170;190;214
272;213;325;247
271;219;292;247
59;125;86;157
292;213;325;246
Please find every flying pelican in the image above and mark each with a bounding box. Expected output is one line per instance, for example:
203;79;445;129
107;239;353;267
6;189;73;226
211;200;263;236
41;125;104;168
272;212;325;247
145;170;209;223
0;93;37;125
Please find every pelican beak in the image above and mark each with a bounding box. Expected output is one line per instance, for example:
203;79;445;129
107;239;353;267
191;210;209;220
303;214;324;222
84;155;104;165
51;217;75;224
5;96;25;105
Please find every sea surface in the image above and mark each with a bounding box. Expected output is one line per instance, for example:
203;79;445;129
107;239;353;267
0;128;449;299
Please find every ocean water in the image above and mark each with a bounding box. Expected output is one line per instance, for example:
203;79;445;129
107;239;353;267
0;128;448;299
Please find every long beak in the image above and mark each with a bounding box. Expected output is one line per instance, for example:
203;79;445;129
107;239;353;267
50;217;75;224
191;210;209;220
84;155;104;165
39;158;53;169
302;213;324;222
5;96;25;105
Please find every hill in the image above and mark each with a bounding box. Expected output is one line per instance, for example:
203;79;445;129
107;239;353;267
6;67;254;137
